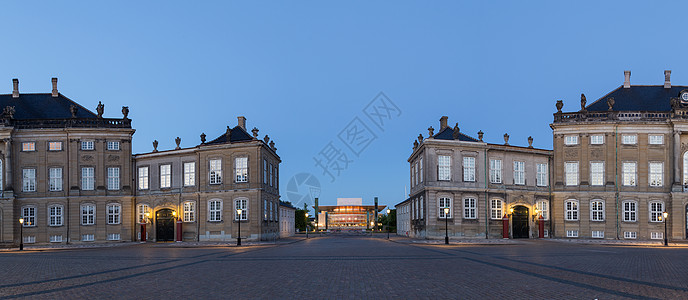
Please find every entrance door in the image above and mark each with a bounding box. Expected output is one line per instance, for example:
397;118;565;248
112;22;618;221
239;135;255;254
156;209;175;242
512;206;529;239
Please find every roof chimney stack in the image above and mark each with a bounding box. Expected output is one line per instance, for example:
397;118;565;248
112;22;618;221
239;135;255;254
12;78;18;98
237;116;246;130
440;116;448;130
51;77;58;97
664;70;671;89
623;70;631;88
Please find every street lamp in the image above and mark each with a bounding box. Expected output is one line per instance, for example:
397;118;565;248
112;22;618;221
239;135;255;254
236;208;242;246
663;211;668;246
18;218;24;251
386;209;391;239
444;207;450;245
305;213;309;239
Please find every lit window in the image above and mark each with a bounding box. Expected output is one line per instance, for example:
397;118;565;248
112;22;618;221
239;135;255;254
235;198;248;221
137;204;150;223
81;204;95;225
21;206;36;227
564;135;578;145
490;159;502;183
49;205;63;226
536;201;548;220
81;141;94;150
184;162;195;186
590;162;604;186
49;167;63;191
590;135;604;145
264;199;268;220
565;162;578;186
160;164;171;188
463;157;475;182
590;200;604;221
513;161;525;185
183;201;196;222
649;135;664;145
107;203;121;224
536;163;548;187
208;200;222;221
623;201;637;222
209;159;222;184
107;167;120;190
439;197;451;219
235;158;248;183
463;197;476;219
22;142;36;151
649;162;663;187
490;199;503;219
622;162;637;186
649;201;664;222
107;141;120;151
622;135;637;145
22;168;36;192
565;200;578;221
82;167;94;190
438;155;451;181
48;141;62;151
138;167;149;190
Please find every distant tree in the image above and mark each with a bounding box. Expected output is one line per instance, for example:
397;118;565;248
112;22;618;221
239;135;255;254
295;209;312;232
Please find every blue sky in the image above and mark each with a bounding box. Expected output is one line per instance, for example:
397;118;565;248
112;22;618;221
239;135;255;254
2;1;687;209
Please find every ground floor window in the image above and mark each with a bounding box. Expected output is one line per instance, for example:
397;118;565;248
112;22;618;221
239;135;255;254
490;199;503;219
463;198;476;219
439;197;451;219
591;230;604;238
650;232;663;240
566;230;578;237
624;231;637;239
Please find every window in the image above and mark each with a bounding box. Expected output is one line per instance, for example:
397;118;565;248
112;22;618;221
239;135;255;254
49;167;63;191
420;196;423;219
208;200;222;221
107;203;121;224
622;162;637;186
19;208;34;226
565;162;578;186
463;198;476;219
22;142;35;151
592;231;604;238
624;231;637;239
412;163;417;186
513;161;525;185
160;164;171;188
651;232;664;240
82;167;94;190
235;198;248;221
22;168;36;192
622;135;637;145
49;205;63;226
138;167;149;190
684;152;688;186
590;200;604;221
81;204;95;225
536;201;548;220
623;201;637;222
490;199;503;219
566;230;578;237
463;157;475;182
590;135;604;145
107;141;120;150
137;204;150;223
81;141;94;150
182;162;195;186
564;135;578;145
269;201;273;221
590;162;604;186
419;158;423;183
536;163;547;186
48;141;62;151
24;236;36;243
107;167;120;190
108;233;121;241
490;159;502;183
235;158;248;183
438;155;451;181
209;159;222;184
438;197;451;219
82;234;94;242
649;135;663;145
183;201;196;222
263;159;268;184
264;199;268;220
565;200;578;221
649;162;663;187
649;201;664;222
269;163;274;186
50;235;63;243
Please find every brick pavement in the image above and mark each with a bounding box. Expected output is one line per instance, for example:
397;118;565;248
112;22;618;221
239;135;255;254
0;236;687;299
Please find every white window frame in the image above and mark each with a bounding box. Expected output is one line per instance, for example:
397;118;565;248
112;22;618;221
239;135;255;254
565;162;579;186
235;157;248;183
564;135;578;145
22;142;36;152
50;235;63;243
22;206;36;227
160;164;171;188
137;204;150;223
624;231;637;239
81;140;94;150
107;141;120;151
269;163;274;187
138;167;149;190
82;167;95;190
209;159;222;185
82;234;95;242
107;203;121;225
107;167;120;190
183;201;196;222
490;159;502;183
438;155;451;181
592;230;604;238
419;158;423;183
263;159;268;184
565;200;578;221
536;200;548;220
208;200;222;222
438;197;451;219
49;167;63;191
622;134;637;145
649;201;664;222
623;200;637;222
566;230;579;237
651;232;664;240
22;168;36;192
490;199;503;220
536;163;548;187
81;204;95;225
49;204;63;226
513;161;525;185
649;162;663;187
463;197;476;219
590;134;604;145
463;157;476;182
590;162;604;186
108;233;121;241
649;134;664;145
48;141;62;151
235;198;248;221
590;200;604;221
622;162;637;186
183;162;195;186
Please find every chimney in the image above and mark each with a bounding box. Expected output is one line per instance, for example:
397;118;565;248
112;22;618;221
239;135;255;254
623;70;631;88
12;79;18;98
664;70;671;89
237;116;246;130
439;116;448;130
51;77;58;97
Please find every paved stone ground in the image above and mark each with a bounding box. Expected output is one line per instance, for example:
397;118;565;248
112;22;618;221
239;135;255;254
1;236;687;299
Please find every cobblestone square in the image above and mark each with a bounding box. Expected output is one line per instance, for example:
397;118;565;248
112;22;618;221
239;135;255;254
1;236;687;299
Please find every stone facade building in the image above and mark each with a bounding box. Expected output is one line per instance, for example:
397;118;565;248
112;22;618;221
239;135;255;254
279;201;295;238
397;116;552;239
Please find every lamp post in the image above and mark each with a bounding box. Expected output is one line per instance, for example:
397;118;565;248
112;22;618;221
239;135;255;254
305;213;309;239
19;218;24;251
444;207;450;244
236;208;242;246
386;209;391;239
663;211;668;246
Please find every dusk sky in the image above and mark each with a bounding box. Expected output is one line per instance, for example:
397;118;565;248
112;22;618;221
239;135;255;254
2;1;687;210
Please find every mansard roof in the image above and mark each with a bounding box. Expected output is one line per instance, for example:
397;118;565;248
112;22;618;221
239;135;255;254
0;93;98;119
205;126;254;145
586;85;688;112
433;126;480;142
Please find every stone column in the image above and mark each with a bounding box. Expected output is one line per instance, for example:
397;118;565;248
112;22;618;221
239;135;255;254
674;131;681;185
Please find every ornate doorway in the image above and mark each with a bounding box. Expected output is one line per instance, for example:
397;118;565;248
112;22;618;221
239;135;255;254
512;205;529;239
156;209;175;242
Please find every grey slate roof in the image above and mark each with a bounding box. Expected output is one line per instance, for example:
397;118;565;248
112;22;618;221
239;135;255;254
0;93;98;119
206;126;254;145
586;85;688;112
433;127;480;142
